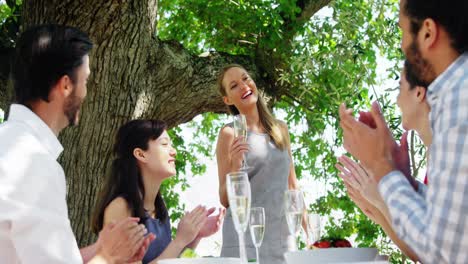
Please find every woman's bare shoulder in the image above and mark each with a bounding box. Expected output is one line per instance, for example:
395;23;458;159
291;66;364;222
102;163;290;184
104;196;132;224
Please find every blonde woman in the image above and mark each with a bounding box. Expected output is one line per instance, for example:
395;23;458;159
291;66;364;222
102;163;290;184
216;64;299;264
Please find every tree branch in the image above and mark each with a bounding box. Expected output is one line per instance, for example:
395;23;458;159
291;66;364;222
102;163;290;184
297;0;332;23
143;39;263;128
255;0;332;101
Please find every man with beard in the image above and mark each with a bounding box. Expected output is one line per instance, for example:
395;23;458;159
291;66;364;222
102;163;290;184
0;25;154;263
338;0;467;263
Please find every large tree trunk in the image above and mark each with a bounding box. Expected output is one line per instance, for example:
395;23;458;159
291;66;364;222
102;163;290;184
20;0;261;246
0;47;13;111
6;0;329;246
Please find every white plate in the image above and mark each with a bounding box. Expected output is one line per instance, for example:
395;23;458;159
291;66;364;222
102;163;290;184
284;248;381;263
158;258;241;264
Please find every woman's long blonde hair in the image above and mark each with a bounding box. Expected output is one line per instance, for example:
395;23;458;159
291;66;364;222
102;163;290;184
217;64;287;150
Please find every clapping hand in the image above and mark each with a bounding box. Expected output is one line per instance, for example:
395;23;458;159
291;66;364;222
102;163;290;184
344;182;383;225
336;155;385;211
196;207;226;239
339;101;414;185
175;206;208;247
95;217;156;263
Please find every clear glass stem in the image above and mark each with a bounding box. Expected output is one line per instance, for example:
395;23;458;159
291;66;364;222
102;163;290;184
241;153;248;170
239;232;248;263
255;246;260;264
290;235;298;251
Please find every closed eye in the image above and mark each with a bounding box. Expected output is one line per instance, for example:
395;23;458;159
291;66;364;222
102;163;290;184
162;141;173;147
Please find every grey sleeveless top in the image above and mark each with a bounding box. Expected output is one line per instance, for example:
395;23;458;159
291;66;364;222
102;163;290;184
220;125;292;264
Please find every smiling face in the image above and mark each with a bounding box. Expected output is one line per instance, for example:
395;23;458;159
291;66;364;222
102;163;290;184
221;67;259;111
136;130;177;179
396;67;429;131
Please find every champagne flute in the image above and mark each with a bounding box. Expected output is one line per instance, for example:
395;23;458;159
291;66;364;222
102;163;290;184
233;114;249;170
249;207;265;264
284;190;305;251
306;213;321;248
227;172;252;263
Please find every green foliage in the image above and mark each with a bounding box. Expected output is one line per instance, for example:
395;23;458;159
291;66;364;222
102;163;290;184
0;0;424;262
158;0;302;55
0;0;21;48
164;115;227;236
164;127;197;235
275;0;411;260
159;0;415;262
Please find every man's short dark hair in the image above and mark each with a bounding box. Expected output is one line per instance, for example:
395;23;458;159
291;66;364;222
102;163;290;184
403;0;468;54
12;24;93;105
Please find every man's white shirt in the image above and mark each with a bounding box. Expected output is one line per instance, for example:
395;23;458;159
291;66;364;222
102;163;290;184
0;104;82;263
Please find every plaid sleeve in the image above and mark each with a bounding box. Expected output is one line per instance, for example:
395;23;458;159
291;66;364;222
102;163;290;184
416;180;427;198
378;56;468;263
379;171;430;261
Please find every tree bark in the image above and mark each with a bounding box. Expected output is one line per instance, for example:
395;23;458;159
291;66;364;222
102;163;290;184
0;47;13;112
0;0;331;246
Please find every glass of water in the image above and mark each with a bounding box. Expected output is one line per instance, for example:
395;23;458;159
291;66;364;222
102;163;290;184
249;207;265;264
227;172;251;263
233;114;249;170
284;190;305;251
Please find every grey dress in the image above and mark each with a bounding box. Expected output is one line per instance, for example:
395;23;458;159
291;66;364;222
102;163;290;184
220;126;292;264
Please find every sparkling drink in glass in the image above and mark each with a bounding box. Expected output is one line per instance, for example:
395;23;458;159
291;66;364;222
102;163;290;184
284;190;305;251
249;207;265;264
227;172;251;263
233;114;249;170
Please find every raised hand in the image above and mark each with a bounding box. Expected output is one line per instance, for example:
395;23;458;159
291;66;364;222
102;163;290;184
336;155;385;211
229;136;249;171
355;110;415;189
358;111;376;129
175;206;208;247
127;233;156;262
196;207;226;239
392;131;417;190
94;217;151;263
339;101;400;181
344;182;384;225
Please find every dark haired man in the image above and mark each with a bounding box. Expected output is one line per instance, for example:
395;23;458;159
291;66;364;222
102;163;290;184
339;0;468;262
0;25;154;263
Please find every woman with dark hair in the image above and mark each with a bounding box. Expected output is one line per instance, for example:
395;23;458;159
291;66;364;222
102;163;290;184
216;64;301;264
92;119;225;263
336;60;431;262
